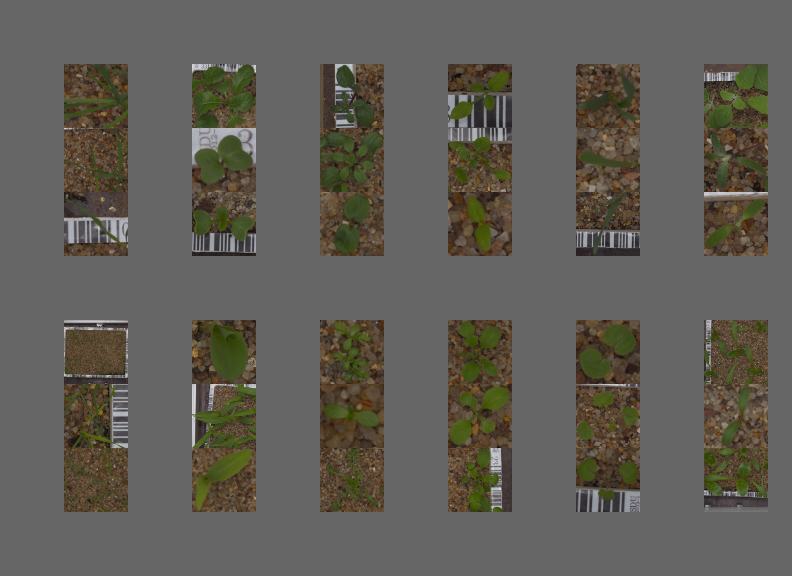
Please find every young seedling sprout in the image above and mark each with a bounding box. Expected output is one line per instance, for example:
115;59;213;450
194;449;253;511
193;65;255;128
320;131;383;192
64;65;128;128
193;206;255;243
465;196;494;253
705;199;766;250
194;385;256;448
195;135;253;185
209;323;249;381
333;65;375;128
327;448;381;511
457;321;501;381
462;448;502;512
334;194;371;255
450;386;510;446
323;404;380;428
578;324;636;380
333;321;370;381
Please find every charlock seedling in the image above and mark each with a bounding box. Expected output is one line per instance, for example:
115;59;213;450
462;447;502;512
195;135;253;185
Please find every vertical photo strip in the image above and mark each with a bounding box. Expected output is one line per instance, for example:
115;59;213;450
191;321;256;511
576;321;640;512
320;321;384;511
448;321;512;511
576;65;640;255
704;320;768;510
320;65;385;255
448;65;512;256
63;320;128;511
704;65;767;255
192;64;257;255
64;65;129;255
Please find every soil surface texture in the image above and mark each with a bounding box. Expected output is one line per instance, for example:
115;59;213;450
64;243;127;256
192;320;256;384
704;128;767;192
192;448;256;512
448;64;512;92
704;200;768;256
320;448;384;512
64;129;128;218
448;192;512;256
64;447;128;512
64;64;128;128
576;320;640;385
65;329;126;375
448;447;510;512
192;165;256;226
191;69;256;128
64;384;111;447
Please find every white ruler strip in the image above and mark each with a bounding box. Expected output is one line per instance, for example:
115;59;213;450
489;447;503;511
704;192;767;202
192;64;256;73
704;71;738;82
64;217;128;244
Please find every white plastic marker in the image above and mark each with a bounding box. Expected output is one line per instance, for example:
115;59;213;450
489;448;503;510
192;128;256;165
576;487;640;512
576;229;639;250
64;217;128;244
704;71;738;82
334;64;356;128
192;64;257;73
704;191;767;202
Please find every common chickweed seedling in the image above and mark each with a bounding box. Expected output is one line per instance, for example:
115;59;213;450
320;131;383;192
323;403;380;428
327;448;380;511
463;448;502;512
450;386;510;446
333;321;370;381
578;324;636;380
194;385;256;448
705;199;766;250
193;65;255;128
195;135;253;185
333;65;375;128
209;323;248;381
64;65;128;128
193;206;255;243
457;321;501;382
194;449;253;511
705;65;768;129
90;132;126;193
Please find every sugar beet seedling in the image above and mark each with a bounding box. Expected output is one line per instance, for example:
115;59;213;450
193;65;255;128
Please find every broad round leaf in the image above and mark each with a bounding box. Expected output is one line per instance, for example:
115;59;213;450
577;420;593;440
353;410;380;428
336;65;355;88
747;94;768;115
334;224;359;254
619;461;638;485
482;386;510;411
205;449;252;483
198;157;224;185
229;92;254;113
622;406;639;426
232;64;255;92
592;391;615;408
449;419;472;446
578;458;598;482
735;64;756;90
484;95;495;110
473;136;491;154
202;66;225;86
231;216;254;243
754;64;768;92
360;132;383;153
579;347;610;379
462;362;480;382
479;326;501;349
487;71;510;91
344;194;370;223
459;391;477;408
708;105;732;129
324;404;349;420
450;101;474;120
600;324;636;356
210;324;248;381
196;113;219;128
476;448;490;468
193;210;211;235
353;100;374;127
480;419;495;434
479;358;498;377
457;321;475;338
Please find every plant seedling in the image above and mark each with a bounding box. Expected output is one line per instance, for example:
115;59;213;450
579;149;638;169
449;138;511;188
320;131;383;192
334;194;371;255
327;448;381;511
323;403;380;428
332;65;375;128
579;347;610;380
210;323;248;381
90;132;126;193
591;192;626;256
194;385;256;448
577;420;593;440
195;135;253;185
706;65;767;128
578;67;637;122
705;131;767;191
592;391;615;408
194;449;252;511
450;386;510;446
449;70;510;121
462;448;502;512
600;324;636;356
193;65;255;127
64;65;129;128
193;207;255;242
619;461;638;485
457;322;501;381
333;321;370;381
705;199;766;250
622;406;639;426
577;458;598;482
464;196;496;253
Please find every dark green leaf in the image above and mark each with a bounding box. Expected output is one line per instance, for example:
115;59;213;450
479;326;501;349
623;406;639;426
487;71;510;91
195;148;224;184
457;321;475;338
592;391;615;408
578;458;598;482
336;65;355;88
472;136;491;154
231;216;254;243
352;100;374;127
579;347;610;380
482;386;510;411
229;91;254;113
474;224;491;253
450;420;472;446
344;195;370;223
210;324;248;381
205;449;252;482
467;196;486;224
334;224;359;254
450;101;474;120
477;448;491;468
735;65;757;90
484;95;495;110
324;404;349;419
707;105;733;129
462;362;480;382
195;113;219;128
754;64;768;92
214;207;229;232
577;420;593;440
193;209;211;235
232;65;254;92
619;461;638;484
705;224;733;249
202;66;225;86
735;478;749;495
600;324;636;356
479;358;497;377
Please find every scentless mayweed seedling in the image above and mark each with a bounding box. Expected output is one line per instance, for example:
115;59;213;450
333;65;375;128
705;199;766;250
193;207;255;243
456;321;501;382
449;386;510;446
193;65;255;128
64;65;128;128
462;448;502;512
195;135;253;185
194;449;252;511
449;138;511;187
194;385;256;448
323;403;380;428
464;196;494;253
209;323;249;381
320;131;383;192
334;194;371;255
333;321;370;381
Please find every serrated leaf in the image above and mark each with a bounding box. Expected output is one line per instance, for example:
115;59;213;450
482;386;509;411
232;64;254;92
229;91;254;113
736;65;757;90
747;94;768;115
754;64;768;92
214;206;229;232
479;358;497;377
336;65;355;88
708;105;733;129
353;100;374;127
210;324;248;381
736;478;749;495
202;66;225;86
578;93;611;111
334;224;359;254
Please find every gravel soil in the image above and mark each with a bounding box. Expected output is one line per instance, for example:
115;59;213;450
65;329;126;375
576;320;640;384
64;64;128;128
208;385;256;449
64;129;128;218
704;128;768;191
192;165;256;226
704;200;768;256
448;146;511;193
191;69;256;128
448;321;512;448
576;65;640;231
320;64;384;256
192;448;256;512
576;386;640;489
448;192;512;256
64;447;128;512
192;320;256;384
64;244;127;256
320;448;384;512
64;384;111;447
320;320;384;448
448;64;512;92
705;321;768;492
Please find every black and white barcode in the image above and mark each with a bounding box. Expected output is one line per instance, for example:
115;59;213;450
576;230;639;249
448;127;511;143
112;383;128;448
704;490;761;498
334;63;356;129
447;94;512;141
192;64;256;73
576;488;640;512
489;448;503;510
64;217;128;244
705;319;712;386
192;233;256;254
704;72;738;82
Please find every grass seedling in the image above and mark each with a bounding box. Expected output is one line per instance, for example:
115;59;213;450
193;207;255;242
334;194;371;255
333;321;370;381
209;323;248;381
90;131;126;193
323;404;380;428
450;386;510;446
194;385;256;448
449;70;510;120
193;65;255;127
705;199;766;250
195;135;253;185
333;65;375;128
194;449;253;511
462;448;502;512
327;448;381;511
64;65;128;128
449;138;511;187
578;67;637;122
320;131;383;192
456;321;501;382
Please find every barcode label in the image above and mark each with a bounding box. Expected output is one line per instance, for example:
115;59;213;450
704;72;738;82
192;64;256;73
705;319;712;386
334;64;356;129
447;94;512;132
192;232;256;254
64;217;128;244
112;383;128;448
192;128;256;164
489;448;503;510
576;488;640;512
576;230;640;249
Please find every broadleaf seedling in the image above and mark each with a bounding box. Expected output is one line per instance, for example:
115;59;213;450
600;324;636;356
619;461;638;485
577;420;593;440
465;196;494;253
210;323;249;381
333;65;375;128
195;135;253;185
622;406;639;426
457;321;501;381
326;448;381;511
449;138;511;188
194;449;253;511
577;458;598;482
450;386;510;446
323;403;380;428
320;131;383;192
579;347;610;380
592;391;615;408
193;65;256;128
334;194;371;255
462;447;502;512
193;207;255;242
705;199;766;249
333;321;370;381
449;70;510;120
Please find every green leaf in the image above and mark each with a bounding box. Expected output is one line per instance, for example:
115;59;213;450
600;324;636;356
195;475;210;511
455;167;468;184
719;448;734;457
323;132;353;148
195;91;222;115
578;458;598;482
473;136;491;154
193;209;211;235
210;324;248;381
737;463;751;478
360;132;383;153
579;347;610;380
622;406;639;426
324;404;349;419
577;420;593;440
450;101;474;120
229;91;254;113
704;451;717;467
487;71;510;91
204;449;252;483
223;149;253;172
353;167;366;183
466;196;486;224
344;195;370;223
232;65;255;92
334;224;359;254
735;478;749;496
352;100;374;127
214;207;229;232
459;392;477;408
720;90;736;102
477;448;491;468
482;386;510;411
479;326;501;349
738;199;765;225
479;358;497;377
196;113;219;128
600;489;615;502
579;149;636;168
474;224;491;253
457;321;475;338
592;391;615;408
493;169;511;181
484;94;495;110
735;65;757;90
722;420;740;445
707;105;733;129
738;386;750;415
726;364;736;387
231;216;254;243
450;419;472;446
732;97;746;110
754;64;768;92
462;362;480;382
619;461;638;484
468;491;489;512
747;94;768;115
195;148;224;184
705;481;723;496
336;65;355;88
716;158;729;190
202;66;225;86
353;410;380;428
578;93;611;111
480;419;495;434
705;224;733;249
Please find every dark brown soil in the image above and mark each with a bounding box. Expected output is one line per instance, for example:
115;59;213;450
64;243;127;256
705;82;766;128
448;64;512;92
64;384;111;447
192;448;256;512
448;145;511;194
576;387;640;489
576;320;640;384
191;69;256;128
65;329;126;375
320;321;384;448
207;385;256;449
319;64;384;257
448;321;512;448
64;448;128;512
64;64;128;128
192;165;256;226
320;448;384;512
704;128;767;192
448;192;512;256
64;129;128;218
192;320;256;384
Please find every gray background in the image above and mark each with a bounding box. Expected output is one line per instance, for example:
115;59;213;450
1;0;788;572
